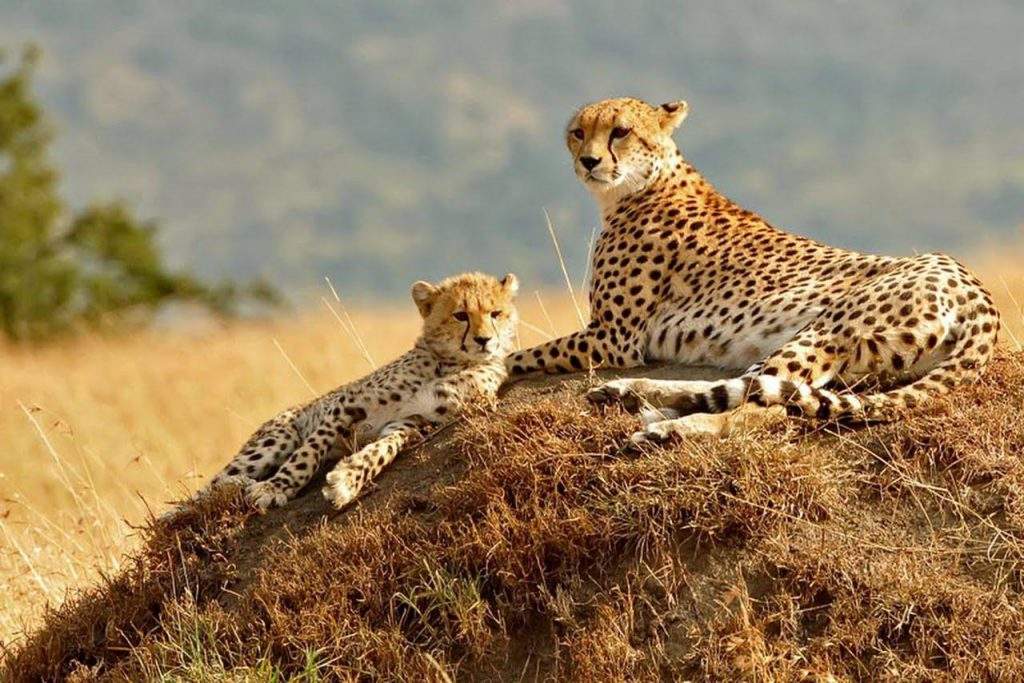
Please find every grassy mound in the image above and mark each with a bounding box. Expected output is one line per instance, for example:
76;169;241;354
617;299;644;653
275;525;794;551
5;357;1024;681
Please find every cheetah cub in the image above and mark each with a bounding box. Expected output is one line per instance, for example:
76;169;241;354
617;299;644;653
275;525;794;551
204;272;518;512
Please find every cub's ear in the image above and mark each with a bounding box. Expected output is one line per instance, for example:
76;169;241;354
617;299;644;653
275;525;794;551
500;273;520;298
411;281;438;317
658;100;689;133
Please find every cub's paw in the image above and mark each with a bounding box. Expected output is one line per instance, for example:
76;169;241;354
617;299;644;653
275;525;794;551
586;379;644;412
159;475;258;522
216;473;258;487
323;467;361;510
246;480;288;511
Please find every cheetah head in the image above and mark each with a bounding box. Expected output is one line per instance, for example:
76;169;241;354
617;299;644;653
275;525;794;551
412;272;520;362
566;97;688;197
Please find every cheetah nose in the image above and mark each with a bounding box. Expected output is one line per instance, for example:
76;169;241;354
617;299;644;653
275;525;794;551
579;156;601;171
473;336;492;348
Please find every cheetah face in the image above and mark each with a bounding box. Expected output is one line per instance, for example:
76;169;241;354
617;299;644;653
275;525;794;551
412;272;520;362
566;97;688;196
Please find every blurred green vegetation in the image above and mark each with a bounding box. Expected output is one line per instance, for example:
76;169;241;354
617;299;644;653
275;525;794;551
0;47;278;341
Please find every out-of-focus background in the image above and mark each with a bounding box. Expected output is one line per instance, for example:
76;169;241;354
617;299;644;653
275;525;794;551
0;0;1021;646
2;1;1022;295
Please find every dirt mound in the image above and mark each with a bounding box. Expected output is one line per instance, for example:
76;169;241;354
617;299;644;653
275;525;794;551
5;357;1024;681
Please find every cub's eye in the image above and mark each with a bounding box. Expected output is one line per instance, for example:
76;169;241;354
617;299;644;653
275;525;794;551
490;310;502;319
453;311;469;322
570;128;584;140
610;126;631;140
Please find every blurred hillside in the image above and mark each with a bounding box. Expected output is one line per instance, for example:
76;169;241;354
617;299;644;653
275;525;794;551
0;1;1021;297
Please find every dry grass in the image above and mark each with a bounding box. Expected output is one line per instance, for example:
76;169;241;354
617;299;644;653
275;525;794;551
5;352;1024;681
0;244;1022;679
0;289;582;648
964;243;1024;349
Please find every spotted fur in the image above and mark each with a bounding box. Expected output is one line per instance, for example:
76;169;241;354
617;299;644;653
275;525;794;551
507;97;999;444
194;272;518;512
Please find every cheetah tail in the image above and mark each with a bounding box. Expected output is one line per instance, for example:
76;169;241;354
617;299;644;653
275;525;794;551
676;317;998;421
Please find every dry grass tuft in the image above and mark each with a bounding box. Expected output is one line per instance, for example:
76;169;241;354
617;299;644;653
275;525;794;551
3;485;251;680
0;294;580;647
5;353;1024;681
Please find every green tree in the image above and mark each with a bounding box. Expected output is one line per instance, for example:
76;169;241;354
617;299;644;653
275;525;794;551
0;46;277;341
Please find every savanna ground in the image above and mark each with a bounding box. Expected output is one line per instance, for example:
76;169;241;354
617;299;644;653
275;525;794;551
1;247;1023;680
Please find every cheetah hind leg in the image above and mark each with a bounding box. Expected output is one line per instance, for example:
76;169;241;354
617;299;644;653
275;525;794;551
629;404;787;449
210;421;302;489
588;378;719;412
160;422;301;521
247;422;341;511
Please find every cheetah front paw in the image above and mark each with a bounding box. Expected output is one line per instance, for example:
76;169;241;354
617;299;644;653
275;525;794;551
159;475;259;522
322;467;360;510
627;414;728;450
213;474;258;490
626;418;679;450
246;481;289;511
586;379;644;412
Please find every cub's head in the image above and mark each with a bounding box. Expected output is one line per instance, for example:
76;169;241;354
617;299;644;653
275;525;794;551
412;272;519;362
566;97;688;196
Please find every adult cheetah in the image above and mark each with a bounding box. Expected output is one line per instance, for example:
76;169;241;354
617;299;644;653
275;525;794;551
506;97;999;445
195;272;518;512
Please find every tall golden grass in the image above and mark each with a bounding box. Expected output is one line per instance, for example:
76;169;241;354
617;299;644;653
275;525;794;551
0;244;1020;646
0;288;581;645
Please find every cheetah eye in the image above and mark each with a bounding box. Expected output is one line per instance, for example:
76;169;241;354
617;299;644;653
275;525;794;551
490;310;502;319
570;128;584;141
610;126;631;140
453;311;469;322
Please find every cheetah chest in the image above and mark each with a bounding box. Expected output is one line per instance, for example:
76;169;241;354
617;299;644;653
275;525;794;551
349;382;438;442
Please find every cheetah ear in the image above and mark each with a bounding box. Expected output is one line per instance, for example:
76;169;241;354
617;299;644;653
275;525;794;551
658;100;688;133
500;273;520;298
411;281;438;317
